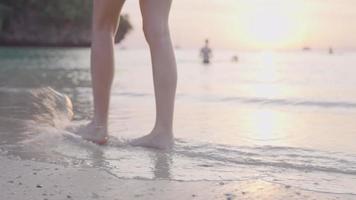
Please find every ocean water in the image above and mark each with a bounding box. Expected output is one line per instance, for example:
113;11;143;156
0;47;356;195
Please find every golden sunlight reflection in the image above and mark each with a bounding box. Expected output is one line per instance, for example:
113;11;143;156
244;109;288;143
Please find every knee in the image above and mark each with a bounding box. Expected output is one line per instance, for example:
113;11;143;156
143;22;170;46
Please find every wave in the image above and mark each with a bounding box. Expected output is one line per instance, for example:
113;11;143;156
114;91;356;109
219;96;356;109
171;139;356;176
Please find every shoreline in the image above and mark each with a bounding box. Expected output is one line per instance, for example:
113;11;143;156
1;155;354;200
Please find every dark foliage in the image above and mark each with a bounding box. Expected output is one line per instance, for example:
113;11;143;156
0;0;132;46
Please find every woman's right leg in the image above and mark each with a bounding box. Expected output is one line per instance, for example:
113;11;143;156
78;0;125;144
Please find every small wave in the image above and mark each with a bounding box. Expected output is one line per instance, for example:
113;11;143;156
219;96;356;109
108;90;356;109
171;140;356;176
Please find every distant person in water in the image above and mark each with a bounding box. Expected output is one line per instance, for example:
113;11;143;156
329;47;334;55
77;0;177;149
231;55;239;63
200;39;213;64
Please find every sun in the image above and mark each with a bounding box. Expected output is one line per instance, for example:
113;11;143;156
235;2;307;50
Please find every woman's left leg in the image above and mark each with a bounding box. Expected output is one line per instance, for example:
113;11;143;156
131;0;177;149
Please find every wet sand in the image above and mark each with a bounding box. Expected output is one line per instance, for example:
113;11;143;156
1;156;353;200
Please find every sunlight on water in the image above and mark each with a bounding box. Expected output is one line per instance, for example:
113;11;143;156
245;109;286;142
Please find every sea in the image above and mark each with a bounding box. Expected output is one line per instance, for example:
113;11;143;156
0;47;355;196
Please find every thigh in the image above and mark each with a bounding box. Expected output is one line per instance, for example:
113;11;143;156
92;0;126;32
140;0;172;26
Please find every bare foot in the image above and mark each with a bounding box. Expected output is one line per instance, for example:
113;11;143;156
75;122;108;145
130;131;174;150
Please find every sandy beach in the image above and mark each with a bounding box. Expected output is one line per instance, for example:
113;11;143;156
1;155;354;200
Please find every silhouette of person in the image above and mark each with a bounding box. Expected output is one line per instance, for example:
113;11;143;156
200;39;212;64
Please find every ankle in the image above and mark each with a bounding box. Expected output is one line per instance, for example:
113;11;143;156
92;118;107;128
152;125;173;136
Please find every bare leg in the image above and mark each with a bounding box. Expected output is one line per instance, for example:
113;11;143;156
131;0;177;149
78;0;125;144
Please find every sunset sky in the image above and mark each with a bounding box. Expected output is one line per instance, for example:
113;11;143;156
121;0;356;50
